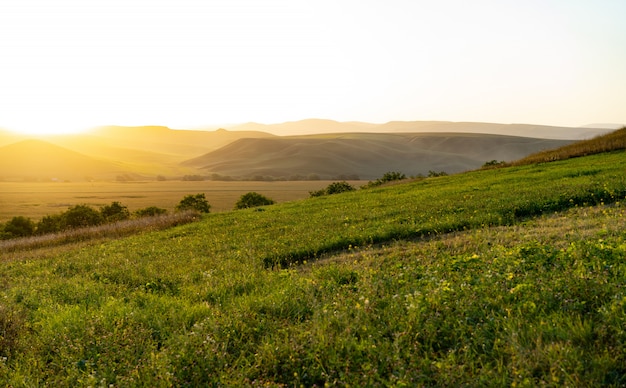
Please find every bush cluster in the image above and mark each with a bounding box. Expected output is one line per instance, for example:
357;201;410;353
309;181;356;197
234;192;275;209
362;171;407;188
0;194;212;240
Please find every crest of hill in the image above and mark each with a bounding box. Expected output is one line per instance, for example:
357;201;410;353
89;125;275;159
0;139;128;181
227;119;611;139
182;132;573;180
509;126;626;166
0;128;26;147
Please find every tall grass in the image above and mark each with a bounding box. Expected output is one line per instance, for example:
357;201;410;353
509;126;626;165
0;210;199;253
0;150;625;385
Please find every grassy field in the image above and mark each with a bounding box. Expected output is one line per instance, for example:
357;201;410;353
0;180;349;223
0;150;625;385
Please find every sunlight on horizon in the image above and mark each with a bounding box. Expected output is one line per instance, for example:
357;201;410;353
1;0;625;134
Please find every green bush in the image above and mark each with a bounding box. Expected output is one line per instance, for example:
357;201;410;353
135;206;168;217
176;193;211;213
62;205;103;229
100;201;130;223
325;181;356;194
428;170;448;177
363;171;407;188
2;216;35;238
235;192;275;209
36;214;64;235
310;181;356;197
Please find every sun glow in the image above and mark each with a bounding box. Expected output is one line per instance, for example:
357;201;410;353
5;122;90;136
0;1;624;132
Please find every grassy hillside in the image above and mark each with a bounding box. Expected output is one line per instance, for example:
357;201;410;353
1;147;625;385
511;126;626;166
184;132;572;179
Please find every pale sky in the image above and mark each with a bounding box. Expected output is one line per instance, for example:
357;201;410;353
1;0;625;134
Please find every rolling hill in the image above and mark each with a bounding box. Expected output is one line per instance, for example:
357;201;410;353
228;119;613;139
1;131;626;385
183;132;574;179
0;139;130;181
86;125;276;159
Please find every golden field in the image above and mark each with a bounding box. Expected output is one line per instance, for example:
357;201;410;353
0;180;349;222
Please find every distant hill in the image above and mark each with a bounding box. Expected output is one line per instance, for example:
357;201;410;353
0;139;129;181
0;128;25;147
183;132;573;180
227;119;612;139
88;126;276;160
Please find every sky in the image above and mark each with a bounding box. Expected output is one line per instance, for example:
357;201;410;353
0;0;625;135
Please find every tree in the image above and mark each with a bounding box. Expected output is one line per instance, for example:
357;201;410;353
310;181;356;197
235;192;275;209
363;171;407;188
100;201;130;222
36;214;64;235
3;216;35;238
62;205;103;229
176;193;211;213
135;206;167;217
325;181;356;195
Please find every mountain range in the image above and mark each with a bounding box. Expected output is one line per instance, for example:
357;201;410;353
0;120;616;182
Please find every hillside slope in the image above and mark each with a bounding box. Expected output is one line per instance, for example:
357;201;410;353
183;132;573;179
88;126;276;159
0;139;129;181
1;150;626;385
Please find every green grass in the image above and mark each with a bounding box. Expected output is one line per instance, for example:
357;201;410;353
1;151;626;386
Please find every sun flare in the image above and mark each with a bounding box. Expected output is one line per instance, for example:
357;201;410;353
3;121;90;136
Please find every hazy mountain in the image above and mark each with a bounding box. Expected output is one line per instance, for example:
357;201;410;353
229;119;378;136
579;123;624;129
183;132;573;180
0;139;129;181
227;120;612;139
0;128;25;147
88;126;275;159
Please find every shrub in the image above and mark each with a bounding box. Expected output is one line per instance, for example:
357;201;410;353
235;192;275;209
62;204;103;229
36;214;64;235
135;206;168;217
428;170;448;177
363;171;407;188
176;194;211;213
2;216;35;238
310;181;356;197
326;181;356;194
100;201;130;223
482;160;506;168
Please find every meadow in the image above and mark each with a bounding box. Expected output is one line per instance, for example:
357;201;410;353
0;180;344;223
0;149;625;385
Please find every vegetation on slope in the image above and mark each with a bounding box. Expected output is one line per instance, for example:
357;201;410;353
0;148;625;385
510;126;626;166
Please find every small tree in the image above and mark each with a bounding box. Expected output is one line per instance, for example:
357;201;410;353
3;216;35;238
62;204;103;229
135;206;167;217
36;214;64;235
325;181;356;195
363;171;407;188
100;201;130;223
428;170;448;177
235;192;275;209
309;181;356;197
176;193;211;213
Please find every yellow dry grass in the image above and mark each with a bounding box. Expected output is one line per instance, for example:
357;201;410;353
0;180;358;222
